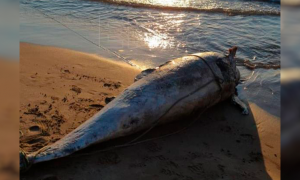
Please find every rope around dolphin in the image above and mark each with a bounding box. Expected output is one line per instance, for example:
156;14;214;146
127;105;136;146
70;55;225;157
20;1;277;169
20;55;225;168
20;3;229;168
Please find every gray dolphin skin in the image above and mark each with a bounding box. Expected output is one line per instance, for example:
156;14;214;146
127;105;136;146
20;47;247;171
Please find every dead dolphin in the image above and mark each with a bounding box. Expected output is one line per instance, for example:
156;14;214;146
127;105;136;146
20;47;248;171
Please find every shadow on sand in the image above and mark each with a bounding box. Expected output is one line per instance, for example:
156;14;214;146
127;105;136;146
22;100;273;180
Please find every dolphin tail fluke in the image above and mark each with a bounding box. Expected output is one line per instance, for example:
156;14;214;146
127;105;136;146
228;46;238;71
229;46;238;60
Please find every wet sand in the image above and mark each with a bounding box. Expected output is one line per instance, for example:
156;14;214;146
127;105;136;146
20;43;280;180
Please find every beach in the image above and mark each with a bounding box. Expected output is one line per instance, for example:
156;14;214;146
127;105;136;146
0;59;19;180
20;43;140;153
20;43;280;180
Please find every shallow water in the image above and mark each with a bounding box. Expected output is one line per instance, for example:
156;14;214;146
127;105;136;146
20;0;280;117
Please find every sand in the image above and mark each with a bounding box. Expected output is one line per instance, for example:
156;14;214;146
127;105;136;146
20;43;140;153
20;43;280;180
0;59;19;180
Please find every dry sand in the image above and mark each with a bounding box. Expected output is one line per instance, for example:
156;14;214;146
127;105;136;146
20;43;140;153
20;43;280;180
0;59;19;180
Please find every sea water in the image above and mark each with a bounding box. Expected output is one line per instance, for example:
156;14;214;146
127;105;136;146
20;0;280;117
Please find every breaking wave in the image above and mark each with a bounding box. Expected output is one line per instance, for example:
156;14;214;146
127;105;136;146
96;0;280;16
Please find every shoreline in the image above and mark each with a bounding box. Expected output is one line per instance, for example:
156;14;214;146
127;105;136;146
20;43;280;180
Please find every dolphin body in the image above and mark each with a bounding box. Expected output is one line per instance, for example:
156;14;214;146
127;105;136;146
21;47;245;171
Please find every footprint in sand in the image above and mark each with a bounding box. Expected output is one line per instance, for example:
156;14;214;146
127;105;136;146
28;123;49;136
105;96;116;104
21;124;49;150
29;125;40;132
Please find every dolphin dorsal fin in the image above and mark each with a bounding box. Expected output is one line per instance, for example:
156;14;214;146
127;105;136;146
134;68;156;82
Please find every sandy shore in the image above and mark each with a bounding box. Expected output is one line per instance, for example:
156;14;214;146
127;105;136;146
20;43;140;153
20;43;280;180
0;59;19;180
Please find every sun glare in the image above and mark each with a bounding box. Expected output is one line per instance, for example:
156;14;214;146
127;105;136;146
155;0;180;6
128;0;190;7
152;0;190;7
141;12;186;49
143;33;170;49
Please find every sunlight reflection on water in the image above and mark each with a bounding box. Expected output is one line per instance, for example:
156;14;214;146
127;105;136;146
139;12;186;49
119;0;192;7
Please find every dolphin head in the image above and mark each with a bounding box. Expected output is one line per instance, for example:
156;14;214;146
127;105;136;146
227;46;240;85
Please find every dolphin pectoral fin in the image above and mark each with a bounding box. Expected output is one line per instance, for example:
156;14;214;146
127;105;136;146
134;68;156;82
231;95;249;115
